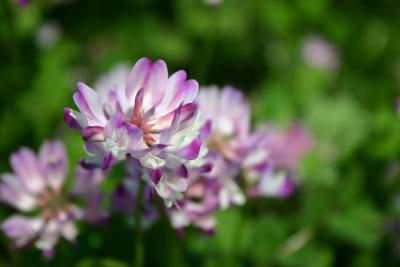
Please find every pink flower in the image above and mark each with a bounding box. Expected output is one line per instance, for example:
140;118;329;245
65;58;208;206
170;176;220;235
0;141;81;256
196;86;256;209
246;124;313;198
302;34;340;70
13;0;28;7
260;124;313;170
71;167;108;224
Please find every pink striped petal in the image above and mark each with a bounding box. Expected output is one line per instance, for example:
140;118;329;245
142;60;168;111
126;58;152;101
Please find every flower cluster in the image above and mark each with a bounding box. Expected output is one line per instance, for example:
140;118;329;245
64;58;208;207
169;86;312;233
0;58;311;255
0;141;81;257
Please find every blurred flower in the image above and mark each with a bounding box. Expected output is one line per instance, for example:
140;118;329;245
197;86;252;209
246;124;313;198
301;34;340;70
168;85;273;233
35;22;61;49
203;0;223;6
71;167;108;224
259;124;313;170
13;0;28;7
65;58;208;207
170;175;220;235
0;141;81;256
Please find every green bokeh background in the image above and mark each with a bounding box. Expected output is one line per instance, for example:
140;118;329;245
1;0;400;266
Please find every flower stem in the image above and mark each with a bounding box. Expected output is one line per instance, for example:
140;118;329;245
134;179;145;267
0;232;19;267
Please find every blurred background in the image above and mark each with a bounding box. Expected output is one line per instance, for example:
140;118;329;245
1;0;400;266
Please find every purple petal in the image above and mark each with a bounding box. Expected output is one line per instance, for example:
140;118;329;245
150;169;162;184
81;126;106;142
176;164;188;178
177;139;201;160
200;120;212;139
102;153;115;171
64;108;83;130
279;177;294;197
195;162;213;173
180;103;197;123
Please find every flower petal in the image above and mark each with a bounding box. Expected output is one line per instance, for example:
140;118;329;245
10;148;45;193
2;215;43;248
73;82;106;125
126;57;152;101
39;140;68;190
64;108;87;130
81;126;106;142
177;139;201;160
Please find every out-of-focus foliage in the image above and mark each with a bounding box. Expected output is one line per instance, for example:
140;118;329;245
0;0;400;266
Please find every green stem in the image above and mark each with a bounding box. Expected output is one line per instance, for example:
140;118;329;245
134;179;145;267
0;232;19;267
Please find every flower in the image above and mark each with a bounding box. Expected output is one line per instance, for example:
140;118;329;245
301;34;340;70
246;124;313;198
35;22;61;49
196;86;256;209
169;175;220;235
259;124;313;170
168;86;259;233
71;166;108;224
0;141;81;256
203;0;223;6
64;58;208;206
13;0;28;7
196;86;310;205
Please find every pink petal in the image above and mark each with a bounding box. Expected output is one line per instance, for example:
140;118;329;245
177;139;201;160
73;82;106;125
142;60;168;111
10;148;45;193
156;70;198;115
63;108;86;130
126;58;152;101
39;140;68;190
